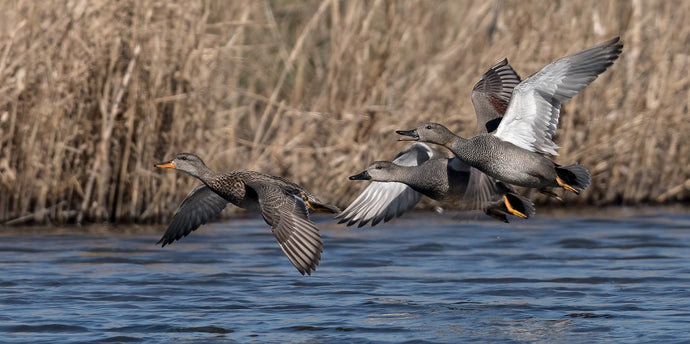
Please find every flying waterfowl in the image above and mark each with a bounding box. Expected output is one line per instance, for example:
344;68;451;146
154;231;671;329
339;142;535;226
154;153;339;276
397;37;623;197
338;60;534;226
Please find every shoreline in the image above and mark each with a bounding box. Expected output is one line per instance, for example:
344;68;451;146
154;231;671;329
1;205;687;235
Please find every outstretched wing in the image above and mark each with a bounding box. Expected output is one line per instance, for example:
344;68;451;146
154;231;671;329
471;59;521;133
447;157;499;213
336;182;424;227
157;185;228;246
246;181;322;276
494;37;623;156
337;143;440;227
462;167;501;211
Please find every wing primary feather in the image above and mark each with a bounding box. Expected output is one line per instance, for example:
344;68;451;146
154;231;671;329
494;37;622;155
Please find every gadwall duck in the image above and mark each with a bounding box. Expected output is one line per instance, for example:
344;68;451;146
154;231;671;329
337;60;534;226
339;142;535;226
155;153;339;276
398;37;623;197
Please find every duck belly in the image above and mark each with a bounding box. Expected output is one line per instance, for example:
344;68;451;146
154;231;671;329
484;155;556;189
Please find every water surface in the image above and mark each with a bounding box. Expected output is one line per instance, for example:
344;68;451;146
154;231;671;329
1;209;689;343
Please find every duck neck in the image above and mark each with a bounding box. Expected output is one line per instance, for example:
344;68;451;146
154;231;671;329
191;165;220;185
393;162;448;199
380;165;413;184
444;135;471;160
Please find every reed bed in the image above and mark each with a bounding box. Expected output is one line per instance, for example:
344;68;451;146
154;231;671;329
0;0;688;224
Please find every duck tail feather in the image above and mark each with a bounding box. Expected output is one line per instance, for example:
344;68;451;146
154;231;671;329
556;164;591;193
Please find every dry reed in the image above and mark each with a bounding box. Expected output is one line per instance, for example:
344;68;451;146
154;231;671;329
0;0;688;224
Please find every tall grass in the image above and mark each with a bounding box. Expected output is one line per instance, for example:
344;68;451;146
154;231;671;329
0;0;688;224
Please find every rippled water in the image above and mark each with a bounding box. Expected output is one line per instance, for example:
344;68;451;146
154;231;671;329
1;209;689;343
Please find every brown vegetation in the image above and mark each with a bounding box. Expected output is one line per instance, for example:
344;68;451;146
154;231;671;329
0;0;688;224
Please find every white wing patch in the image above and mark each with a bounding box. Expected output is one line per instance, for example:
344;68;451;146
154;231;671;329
494;37;622;156
494;71;564;156
337;142;440;227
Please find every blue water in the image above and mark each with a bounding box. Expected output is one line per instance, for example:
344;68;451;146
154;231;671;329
1;209;689;343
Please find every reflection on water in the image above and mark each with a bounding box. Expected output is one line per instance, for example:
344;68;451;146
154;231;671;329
1;209;689;343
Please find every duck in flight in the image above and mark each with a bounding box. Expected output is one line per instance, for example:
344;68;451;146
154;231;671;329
397;37;623;198
155;153;339;276
340;142;535;226
338;60;535;227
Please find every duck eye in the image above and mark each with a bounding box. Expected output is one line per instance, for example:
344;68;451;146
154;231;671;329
375;166;382;169
425;125;432;130
179;156;187;161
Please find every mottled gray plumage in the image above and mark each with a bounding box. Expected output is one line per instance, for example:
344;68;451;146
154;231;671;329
398;37;622;194
339;143;535;226
155;153;339;276
353;156;467;202
339;60;530;226
336;143;440;227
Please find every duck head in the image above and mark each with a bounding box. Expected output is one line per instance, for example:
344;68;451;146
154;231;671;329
349;161;399;182
396;122;455;146
155;153;208;177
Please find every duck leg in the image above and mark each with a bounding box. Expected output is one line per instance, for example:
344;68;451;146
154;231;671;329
539;188;563;202
556;176;580;194
503;195;528;219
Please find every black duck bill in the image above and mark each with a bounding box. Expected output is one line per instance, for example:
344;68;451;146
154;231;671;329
349;170;371;180
154;160;176;169
395;129;420;141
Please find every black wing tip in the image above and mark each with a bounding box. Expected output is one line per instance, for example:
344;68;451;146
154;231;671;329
294;255;319;276
157;231;189;247
608;36;623;56
300;265;317;276
156;237;172;247
333;212;358;227
594;36;624;60
335;213;375;228
608;36;622;46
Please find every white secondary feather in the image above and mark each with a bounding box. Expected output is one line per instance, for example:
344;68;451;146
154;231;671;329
494;37;622;156
338;143;441;227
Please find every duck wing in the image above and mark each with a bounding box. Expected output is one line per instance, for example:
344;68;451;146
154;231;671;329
471;59;521;133
461;61;522;213
462;169;536;221
461;167;500;211
447;158;504;216
337;143;439;227
157;184;228;247
336;181;423;227
494;37;622;156
246;181;323;276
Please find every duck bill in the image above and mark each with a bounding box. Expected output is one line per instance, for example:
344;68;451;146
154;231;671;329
154;161;176;169
349;171;371;180
396;129;419;141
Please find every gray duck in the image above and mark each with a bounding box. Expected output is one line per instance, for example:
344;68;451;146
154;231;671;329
338;60;534;226
340;143;535;226
397;37;623;197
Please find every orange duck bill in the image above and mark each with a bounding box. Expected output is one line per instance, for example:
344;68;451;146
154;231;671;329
154;161;176;169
